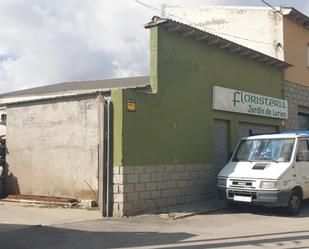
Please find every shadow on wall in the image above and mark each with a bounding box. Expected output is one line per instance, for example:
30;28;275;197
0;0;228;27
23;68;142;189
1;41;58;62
4;148;20;195
5;172;20;195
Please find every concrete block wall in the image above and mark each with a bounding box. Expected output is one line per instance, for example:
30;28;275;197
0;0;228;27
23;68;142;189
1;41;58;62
284;81;309;130
113;164;216;216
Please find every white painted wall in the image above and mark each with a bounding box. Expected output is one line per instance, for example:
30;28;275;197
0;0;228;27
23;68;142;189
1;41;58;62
163;6;284;60
6;97;99;199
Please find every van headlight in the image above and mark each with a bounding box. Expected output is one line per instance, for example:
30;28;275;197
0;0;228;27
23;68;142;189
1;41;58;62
260;181;278;189
217;178;227;187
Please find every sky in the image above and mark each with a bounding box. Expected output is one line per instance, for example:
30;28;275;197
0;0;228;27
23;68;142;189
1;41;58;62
0;0;308;94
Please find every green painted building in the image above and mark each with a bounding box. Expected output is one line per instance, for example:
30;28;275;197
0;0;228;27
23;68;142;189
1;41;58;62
111;17;290;216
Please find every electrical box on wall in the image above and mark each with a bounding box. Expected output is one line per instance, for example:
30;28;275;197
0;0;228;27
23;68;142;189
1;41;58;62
127;100;136;112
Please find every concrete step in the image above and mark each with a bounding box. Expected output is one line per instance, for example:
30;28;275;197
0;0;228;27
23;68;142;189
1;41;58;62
3;194;78;207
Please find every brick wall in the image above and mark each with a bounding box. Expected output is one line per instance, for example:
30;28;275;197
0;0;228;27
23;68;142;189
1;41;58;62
113;164;216;216
284;81;309;131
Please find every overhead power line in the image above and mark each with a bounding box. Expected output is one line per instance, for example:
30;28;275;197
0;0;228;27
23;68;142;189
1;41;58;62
134;0;275;46
259;0;284;16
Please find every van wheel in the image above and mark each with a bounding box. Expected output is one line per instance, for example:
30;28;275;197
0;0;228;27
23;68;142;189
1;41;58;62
287;190;302;215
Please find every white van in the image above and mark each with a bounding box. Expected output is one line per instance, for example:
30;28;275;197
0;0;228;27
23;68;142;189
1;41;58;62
217;132;309;215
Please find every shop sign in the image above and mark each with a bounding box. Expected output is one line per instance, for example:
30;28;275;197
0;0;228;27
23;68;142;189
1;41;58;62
213;86;288;119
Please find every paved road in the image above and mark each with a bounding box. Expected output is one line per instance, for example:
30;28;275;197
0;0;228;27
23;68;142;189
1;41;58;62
1;200;309;249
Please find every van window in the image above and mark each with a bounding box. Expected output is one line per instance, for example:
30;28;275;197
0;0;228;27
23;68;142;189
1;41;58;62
297;139;309;161
232;138;295;163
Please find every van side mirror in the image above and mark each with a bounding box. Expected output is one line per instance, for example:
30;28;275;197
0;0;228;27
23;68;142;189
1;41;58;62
296;153;303;162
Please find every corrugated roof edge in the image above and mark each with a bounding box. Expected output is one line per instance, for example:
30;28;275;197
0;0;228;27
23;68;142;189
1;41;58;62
0;75;150;105
281;7;309;30
145;16;292;70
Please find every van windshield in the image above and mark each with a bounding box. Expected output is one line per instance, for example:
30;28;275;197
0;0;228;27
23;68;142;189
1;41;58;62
232;138;295;163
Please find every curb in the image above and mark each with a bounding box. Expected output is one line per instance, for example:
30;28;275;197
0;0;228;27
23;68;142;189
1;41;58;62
165;204;227;220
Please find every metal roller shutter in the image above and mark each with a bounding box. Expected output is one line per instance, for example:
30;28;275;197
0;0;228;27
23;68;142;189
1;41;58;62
214;120;229;175
239;122;277;139
298;113;309;130
298;107;309;130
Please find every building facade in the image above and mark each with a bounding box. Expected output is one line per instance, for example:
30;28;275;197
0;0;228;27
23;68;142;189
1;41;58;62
111;17;289;216
164;6;309;131
0;16;291;217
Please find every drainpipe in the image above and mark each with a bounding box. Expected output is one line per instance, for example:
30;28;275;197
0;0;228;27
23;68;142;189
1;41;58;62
97;94;113;217
97;94;106;217
104;97;113;217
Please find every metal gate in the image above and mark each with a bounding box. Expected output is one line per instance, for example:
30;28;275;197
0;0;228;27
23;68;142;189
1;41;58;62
214;120;230;176
239;122;277;139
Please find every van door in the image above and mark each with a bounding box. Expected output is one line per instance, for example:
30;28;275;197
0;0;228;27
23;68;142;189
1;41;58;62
295;138;309;198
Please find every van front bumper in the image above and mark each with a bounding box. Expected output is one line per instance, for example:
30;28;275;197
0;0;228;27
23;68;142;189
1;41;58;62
217;186;291;207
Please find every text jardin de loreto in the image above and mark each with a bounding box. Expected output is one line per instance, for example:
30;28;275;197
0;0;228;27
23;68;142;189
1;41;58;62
233;91;288;119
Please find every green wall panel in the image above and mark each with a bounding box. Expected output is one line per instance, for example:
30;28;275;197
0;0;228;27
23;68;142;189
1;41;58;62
120;27;284;166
